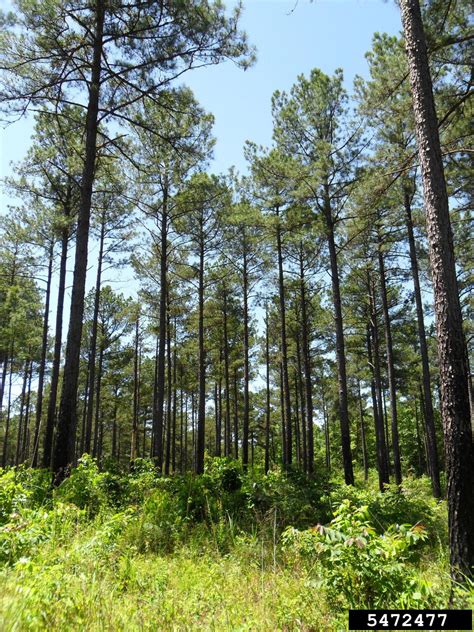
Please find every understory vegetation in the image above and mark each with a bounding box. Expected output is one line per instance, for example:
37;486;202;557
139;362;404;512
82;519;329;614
1;457;472;631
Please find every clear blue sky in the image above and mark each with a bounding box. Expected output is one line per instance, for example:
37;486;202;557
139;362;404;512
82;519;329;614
0;0;402;208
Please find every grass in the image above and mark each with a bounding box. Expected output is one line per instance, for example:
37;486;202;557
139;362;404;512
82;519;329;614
0;459;472;631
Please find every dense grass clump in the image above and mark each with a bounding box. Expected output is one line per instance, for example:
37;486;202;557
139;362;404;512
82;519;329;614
0;458;472;631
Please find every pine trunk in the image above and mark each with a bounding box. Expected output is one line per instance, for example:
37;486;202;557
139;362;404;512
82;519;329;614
400;0;474;579
53;0;105;481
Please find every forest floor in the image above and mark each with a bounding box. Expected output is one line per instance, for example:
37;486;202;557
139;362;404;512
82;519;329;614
0;458;473;631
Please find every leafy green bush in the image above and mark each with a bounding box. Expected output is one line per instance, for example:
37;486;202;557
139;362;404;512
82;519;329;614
54;455;108;515
244;467;329;529
327;478;446;545
0;503;85;565
122;488;184;553
0;467;51;524
282;499;429;608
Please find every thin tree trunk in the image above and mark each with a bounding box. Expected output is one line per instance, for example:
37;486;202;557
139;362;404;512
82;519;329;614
368;283;390;490
196;223;206;474
279;360;287;467
31;243;54;467
358;379;369;481
151;182;169;470
92;345;104;458
299;247;314;474
43;203;70;468
265;306;271;474
1;353;14;467
377;240;402;485
324;201;353;484
242;244;250;467
222;289;232;457
130;315;140;462
16;360;29;466
404;187;441;497
296;337;307;472
233;370;239;460
165;311;172;475
172;331;177;472
22;360;33;463
53;0;105;482
321;384;330;471
112;386;118;459
84;216;106;453
276;213;291;466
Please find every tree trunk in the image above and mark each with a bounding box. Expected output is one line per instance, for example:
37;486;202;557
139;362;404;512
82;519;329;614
84;216;106;453
299;246;314;474
31;243;54;466
233;369;239;460
324;202;353;484
404;187;441;497
172;332;177;472
276;212;292;466
92;345;104;458
43;200;70;468
400;0;474;580
130;315;140;463
296;337;307;472
358;379;369;481
377;237;402;485
165;311;172;475
22;360;33;463
1;353;14;467
368;279;390;490
242;243;250;467
53;0;105;482
15;359;29;466
196;221;206;475
265;306;271;474
222;289;232;457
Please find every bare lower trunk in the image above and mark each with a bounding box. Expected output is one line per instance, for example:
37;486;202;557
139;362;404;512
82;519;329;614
404;187;441;497
400;0;474;579
377;240;402;485
53;0;105;481
31;244;54;466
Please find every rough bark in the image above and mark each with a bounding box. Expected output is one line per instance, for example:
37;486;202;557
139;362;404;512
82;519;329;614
377;238;402;485
400;0;474;579
404;187;441;497
325;205;353;484
299;247;314;474
242;243;250;467
31;243;54;466
276;213;292;466
196;220;206;474
84;215;106;453
43;201;70;468
53;0;105;481
152;190;169;470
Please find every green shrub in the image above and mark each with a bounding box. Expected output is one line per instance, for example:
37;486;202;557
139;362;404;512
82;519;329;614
122;488;184;553
282;499;429;608
244;467;328;529
0;467;51;524
0;503;85;565
54;455;108;515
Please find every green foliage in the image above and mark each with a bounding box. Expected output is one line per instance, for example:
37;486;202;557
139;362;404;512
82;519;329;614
326;477;447;545
53;455;109;516
282;499;429;608
0;503;85;565
244;466;329;529
0;460;463;628
122;489;184;554
0;467;51;524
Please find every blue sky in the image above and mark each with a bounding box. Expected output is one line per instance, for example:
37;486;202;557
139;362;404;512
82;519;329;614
0;0;402;208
